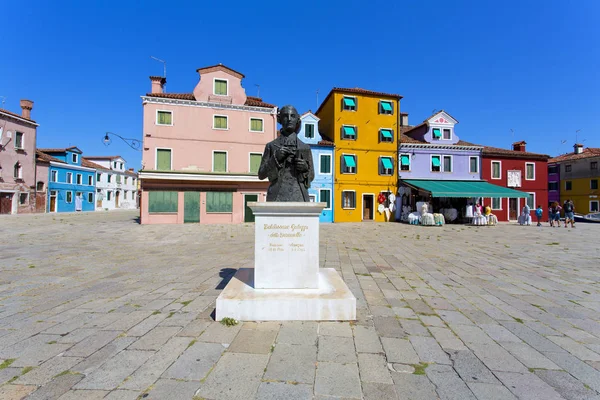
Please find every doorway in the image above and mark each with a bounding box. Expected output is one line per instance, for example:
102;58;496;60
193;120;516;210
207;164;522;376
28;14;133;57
115;191;120;208
184;192;200;223
49;191;57;212
244;194;258;222
362;194;374;221
509;198;518;221
0;193;13;214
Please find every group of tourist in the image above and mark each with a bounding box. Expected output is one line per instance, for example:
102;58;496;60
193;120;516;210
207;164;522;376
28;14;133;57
520;200;576;228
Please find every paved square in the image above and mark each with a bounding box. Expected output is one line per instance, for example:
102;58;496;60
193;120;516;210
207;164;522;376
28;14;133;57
1;211;600;399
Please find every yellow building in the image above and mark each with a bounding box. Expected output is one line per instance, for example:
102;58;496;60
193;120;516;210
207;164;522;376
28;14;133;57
559;177;599;213
316;88;401;222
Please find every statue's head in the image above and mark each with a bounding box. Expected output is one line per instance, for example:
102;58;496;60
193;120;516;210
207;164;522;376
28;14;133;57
277;105;301;136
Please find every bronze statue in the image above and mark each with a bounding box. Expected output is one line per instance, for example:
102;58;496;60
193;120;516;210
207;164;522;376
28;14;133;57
258;105;315;201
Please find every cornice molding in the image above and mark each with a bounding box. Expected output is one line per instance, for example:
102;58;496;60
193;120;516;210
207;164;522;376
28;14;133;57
141;96;277;114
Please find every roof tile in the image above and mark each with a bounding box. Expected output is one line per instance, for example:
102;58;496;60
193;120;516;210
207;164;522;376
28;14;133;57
549;147;600;163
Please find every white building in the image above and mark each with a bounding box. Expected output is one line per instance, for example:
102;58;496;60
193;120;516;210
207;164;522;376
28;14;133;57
83;156;138;210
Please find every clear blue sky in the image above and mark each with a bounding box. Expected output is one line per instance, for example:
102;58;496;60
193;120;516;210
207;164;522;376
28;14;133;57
2;0;599;168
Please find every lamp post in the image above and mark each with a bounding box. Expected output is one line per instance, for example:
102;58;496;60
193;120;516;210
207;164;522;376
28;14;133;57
102;132;142;151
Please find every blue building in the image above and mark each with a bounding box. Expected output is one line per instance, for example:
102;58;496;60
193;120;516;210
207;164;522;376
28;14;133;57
299;112;334;222
38;147;97;213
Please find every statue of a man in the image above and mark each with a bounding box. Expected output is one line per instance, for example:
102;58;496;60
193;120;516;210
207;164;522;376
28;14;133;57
258;105;315;202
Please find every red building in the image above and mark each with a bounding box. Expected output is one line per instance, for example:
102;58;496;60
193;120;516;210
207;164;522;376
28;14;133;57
481;141;549;222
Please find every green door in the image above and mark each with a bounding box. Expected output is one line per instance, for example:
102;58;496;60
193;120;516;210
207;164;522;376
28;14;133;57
184;192;200;223
244;194;258;222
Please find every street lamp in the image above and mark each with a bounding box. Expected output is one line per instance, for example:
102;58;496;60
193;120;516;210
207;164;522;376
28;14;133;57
102;132;142;151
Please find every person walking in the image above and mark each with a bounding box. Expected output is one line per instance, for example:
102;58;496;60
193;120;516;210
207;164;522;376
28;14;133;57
535;205;543;226
549;202;561;227
563;199;575;228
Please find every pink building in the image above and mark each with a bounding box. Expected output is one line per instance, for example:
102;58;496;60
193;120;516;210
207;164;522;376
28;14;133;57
139;64;277;224
0;100;41;214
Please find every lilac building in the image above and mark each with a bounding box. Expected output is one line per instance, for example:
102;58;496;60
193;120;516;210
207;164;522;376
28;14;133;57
547;162;560;205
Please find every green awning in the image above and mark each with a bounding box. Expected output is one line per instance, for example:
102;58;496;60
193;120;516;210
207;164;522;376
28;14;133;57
380;129;393;138
403;180;529;198
432;157;441;167
343;126;356;136
343;97;356;107
433;128;441;138
381;158;393;169
381;101;393;111
400;155;410;165
343;155;356;167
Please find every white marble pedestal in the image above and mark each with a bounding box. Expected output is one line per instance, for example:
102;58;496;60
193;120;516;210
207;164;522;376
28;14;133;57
216;202;356;321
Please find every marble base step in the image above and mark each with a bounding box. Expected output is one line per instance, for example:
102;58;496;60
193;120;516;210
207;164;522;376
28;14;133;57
216;268;356;321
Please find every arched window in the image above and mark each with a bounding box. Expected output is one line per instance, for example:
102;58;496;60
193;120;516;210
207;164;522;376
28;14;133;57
13;162;22;179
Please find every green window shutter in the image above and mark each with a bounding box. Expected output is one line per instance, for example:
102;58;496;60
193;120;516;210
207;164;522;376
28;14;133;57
213;152;227;172
250;154;262;174
343;126;356;136
432;128;441;138
206;192;233;213
319;189;331;209
343;97;356;107
156;149;171;170
215;80;227;95
381;101;393;111
432;156;441;167
381;157;393;169
148;191;178;213
320;155;331;174
250;119;263;131
470;157;478;172
214;116;228;129
380;129;393;138
343;155;356;168
305;124;314;138
401;155;410;165
157;111;172;125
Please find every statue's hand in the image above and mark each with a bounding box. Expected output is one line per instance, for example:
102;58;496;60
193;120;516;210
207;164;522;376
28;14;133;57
295;158;308;172
275;146;294;163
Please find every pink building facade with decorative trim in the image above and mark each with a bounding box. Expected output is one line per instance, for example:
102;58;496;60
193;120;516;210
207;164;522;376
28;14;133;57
139;64;277;224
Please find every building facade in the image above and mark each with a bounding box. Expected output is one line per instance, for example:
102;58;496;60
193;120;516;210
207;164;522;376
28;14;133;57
548;162;560;205
548;144;600;214
139;65;277;224
40;147;97;213
84;156;138;210
299;112;334;222
316;88;401;222
0;100;39;214
481;141;549;221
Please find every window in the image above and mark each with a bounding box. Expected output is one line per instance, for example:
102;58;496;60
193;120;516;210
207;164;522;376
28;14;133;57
19;193;28;205
565;181;572;191
214;79;228;95
120;162;123;169
591;201;599;212
116;175;122;184
156;110;173;125
66;172;73;184
37;182;44;191
379;157;394;175
400;154;411;171
213;115;228;130
88;176;93;185
107;191;112;201
250;118;264;132
379;100;394;115
124;190;128;200
443;156;452;172
342;154;356;174
443;129;452;140
97;173;101;181
15;132;24;149
309;194;316;202
320;154;331;174
491;161;501;179
592;179;598;190
76;174;82;185
592;161;598;170
124;177;128;185
113;162;118;169
342;96;357;111
249;153;262;174
66;191;73;203
88;193;93;203
469;156;479;174
342;191;356;209
319;189;331;209
565;164;572;172
526;163;535;180
341;125;356;140
548;182;559;191
492;198;502;210
526;193;535;209
213;151;227;172
13;162;22;179
431;155;441;172
108;174;113;183
206;192;233;213
432;128;441;139
379;129;393;143
51;170;58;182
72;154;78;163
548;165;558;174
148;191;178;213
156;149;172;171
305;123;315;138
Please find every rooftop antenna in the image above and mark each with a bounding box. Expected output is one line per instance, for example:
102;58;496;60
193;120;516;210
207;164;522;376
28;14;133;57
255;84;260;98
510;128;514;148
575;129;582;144
0;96;5;106
150;56;167;91
316;89;320;109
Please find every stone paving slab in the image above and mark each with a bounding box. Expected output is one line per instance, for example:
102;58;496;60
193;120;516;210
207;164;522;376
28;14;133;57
2;211;600;399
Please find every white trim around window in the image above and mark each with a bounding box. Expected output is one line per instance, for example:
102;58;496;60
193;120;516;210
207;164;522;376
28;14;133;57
590;200;599;212
526;192;535;209
249;117;264;133
72;153;78;163
319;153;332;175
156;109;173;126
51;170;58;182
469;156;479;174
66;190;73;203
525;162;535;180
341;153;357;174
442;155;453;173
155;147;173;170
319;188;332;210
491;160;502;180
248;152;262;173
213;77;229;96
212;150;228;172
341;190;356;209
430;154;442;173
491;197;502;210
213;114;229;130
88;175;93;185
66;172;73;184
399;153;411;172
76;174;82;185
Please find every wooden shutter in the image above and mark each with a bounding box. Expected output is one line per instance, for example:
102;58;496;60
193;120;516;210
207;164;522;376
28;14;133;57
250;154;261;173
148;191;178;213
156;149;171;170
206;192;233;213
213;152;227;172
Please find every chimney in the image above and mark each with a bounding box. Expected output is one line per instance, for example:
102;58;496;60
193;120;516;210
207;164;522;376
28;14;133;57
20;99;33;120
574;143;584;154
512;141;526;152
149;76;166;94
400;112;409;127
129;168;134;172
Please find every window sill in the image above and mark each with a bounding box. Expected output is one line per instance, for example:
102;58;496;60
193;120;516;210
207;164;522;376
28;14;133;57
250;130;264;133
155;123;173;127
206;212;233;214
149;212;178;214
213;128;229;131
